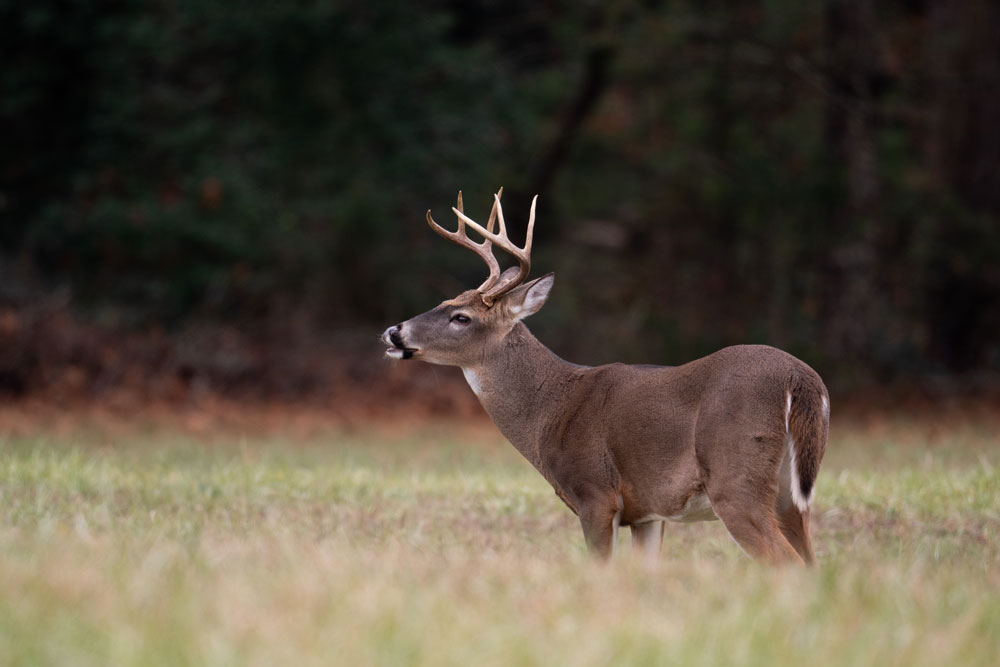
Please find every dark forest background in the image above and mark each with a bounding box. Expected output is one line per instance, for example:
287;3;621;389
2;0;999;406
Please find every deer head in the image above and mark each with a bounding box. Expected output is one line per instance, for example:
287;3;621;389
383;189;554;366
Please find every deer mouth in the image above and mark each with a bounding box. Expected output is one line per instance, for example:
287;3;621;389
385;345;419;360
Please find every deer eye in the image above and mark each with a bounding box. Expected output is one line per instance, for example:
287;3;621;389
450;313;471;325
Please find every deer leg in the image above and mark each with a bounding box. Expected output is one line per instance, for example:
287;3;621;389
631;520;664;563
776;505;816;565
701;446;804;565
578;502;622;560
708;491;803;564
775;444;817;564
714;507;802;564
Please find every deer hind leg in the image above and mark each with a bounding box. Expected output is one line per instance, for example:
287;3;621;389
702;442;804;565
776;505;815;565
776;450;816;564
708;492;803;565
631;520;665;563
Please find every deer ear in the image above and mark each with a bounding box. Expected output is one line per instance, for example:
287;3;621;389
504;273;554;321
493;266;522;292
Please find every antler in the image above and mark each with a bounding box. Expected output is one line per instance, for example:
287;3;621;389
451;190;536;305
426;189;502;295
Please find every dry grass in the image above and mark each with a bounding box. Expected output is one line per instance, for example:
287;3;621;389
1;418;998;666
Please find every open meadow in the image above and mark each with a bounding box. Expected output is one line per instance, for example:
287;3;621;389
1;414;998;666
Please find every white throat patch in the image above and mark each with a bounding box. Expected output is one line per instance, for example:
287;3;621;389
461;368;483;397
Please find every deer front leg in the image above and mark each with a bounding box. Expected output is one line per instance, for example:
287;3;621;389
577;495;623;560
631;520;665;564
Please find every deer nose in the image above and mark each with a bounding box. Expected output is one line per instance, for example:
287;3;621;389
383;324;404;347
389;325;404;347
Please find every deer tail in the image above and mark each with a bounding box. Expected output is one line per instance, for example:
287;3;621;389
784;374;830;513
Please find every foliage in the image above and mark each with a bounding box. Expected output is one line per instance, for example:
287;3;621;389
2;0;999;384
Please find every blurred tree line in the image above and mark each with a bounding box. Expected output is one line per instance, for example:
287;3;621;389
2;0;998;393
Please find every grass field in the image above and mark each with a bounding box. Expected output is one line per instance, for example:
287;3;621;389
1;417;998;666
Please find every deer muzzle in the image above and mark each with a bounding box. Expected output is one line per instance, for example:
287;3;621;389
383;324;418;360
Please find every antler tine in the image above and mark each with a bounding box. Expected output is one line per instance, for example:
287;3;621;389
452;191;537;303
426;192;502;295
457;189;501;233
486;186;501;235
524;194;536;255
493;188;507;238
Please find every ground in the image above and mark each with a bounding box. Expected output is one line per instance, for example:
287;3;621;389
1;411;998;666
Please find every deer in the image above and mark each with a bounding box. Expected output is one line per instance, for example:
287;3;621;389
382;189;830;565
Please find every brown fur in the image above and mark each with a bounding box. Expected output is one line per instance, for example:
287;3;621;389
385;276;830;565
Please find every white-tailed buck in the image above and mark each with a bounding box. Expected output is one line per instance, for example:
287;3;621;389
383;189;829;565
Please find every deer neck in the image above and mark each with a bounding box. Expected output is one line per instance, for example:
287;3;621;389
461;322;578;467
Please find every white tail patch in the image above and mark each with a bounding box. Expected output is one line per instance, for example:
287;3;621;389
462;368;483;397
788;437;810;513
821;394;830;420
785;391;812;513
784;391;792;433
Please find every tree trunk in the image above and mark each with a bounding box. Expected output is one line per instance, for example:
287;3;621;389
924;0;1000;371
822;0;883;371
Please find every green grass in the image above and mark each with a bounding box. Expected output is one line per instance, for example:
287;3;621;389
1;420;998;666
